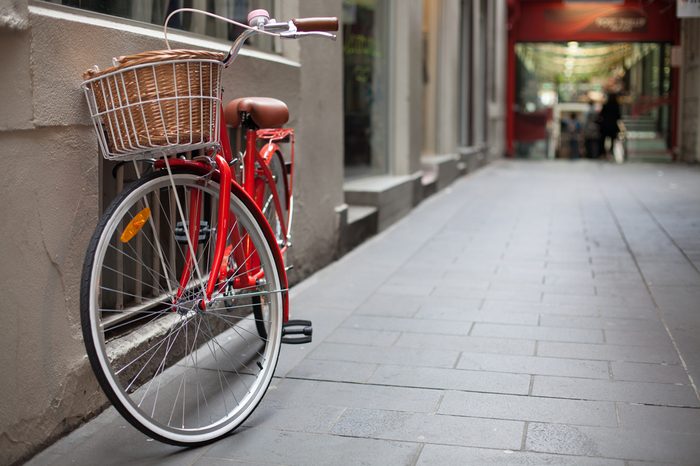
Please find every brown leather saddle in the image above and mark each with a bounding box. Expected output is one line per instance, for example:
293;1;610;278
224;97;289;129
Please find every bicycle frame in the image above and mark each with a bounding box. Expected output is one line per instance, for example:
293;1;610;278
154;105;293;321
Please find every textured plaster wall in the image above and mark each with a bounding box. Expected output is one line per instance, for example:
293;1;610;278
0;3;343;464
0;125;102;465
0;0;28;29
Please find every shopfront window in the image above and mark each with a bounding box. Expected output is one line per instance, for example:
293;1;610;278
342;0;389;177
41;0;275;52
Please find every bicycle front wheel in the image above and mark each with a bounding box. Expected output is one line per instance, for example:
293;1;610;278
80;169;283;446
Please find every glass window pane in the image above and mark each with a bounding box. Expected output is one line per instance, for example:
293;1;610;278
342;0;389;177
40;0;275;52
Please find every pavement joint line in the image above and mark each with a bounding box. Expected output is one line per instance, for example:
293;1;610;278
277;375;700;409
600;185;700;402
326;430;527;452
409;442;426;466
432;411;614;428
451;353;462;370
520;421;529;451
309;337;691;358
434;391;446;415
466;322;475;336
526;445;638;464
326;406;347;433
302;405;668;431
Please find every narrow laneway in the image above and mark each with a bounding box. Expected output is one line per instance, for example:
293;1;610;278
30;160;700;465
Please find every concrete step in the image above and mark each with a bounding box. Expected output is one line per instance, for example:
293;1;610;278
625;137;672;162
340;205;378;254
344;174;421;232
626;138;667;151
622;116;657;131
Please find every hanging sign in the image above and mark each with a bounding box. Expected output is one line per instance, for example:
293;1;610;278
584;11;647;33
514;2;677;42
544;8;648;34
678;0;700;18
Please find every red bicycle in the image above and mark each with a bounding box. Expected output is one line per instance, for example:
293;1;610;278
80;9;337;445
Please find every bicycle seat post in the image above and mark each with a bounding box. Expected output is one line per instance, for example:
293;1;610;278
242;113;258;194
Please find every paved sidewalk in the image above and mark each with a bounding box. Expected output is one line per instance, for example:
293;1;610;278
29;160;700;465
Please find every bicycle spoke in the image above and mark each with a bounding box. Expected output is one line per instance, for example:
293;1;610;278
117;314;190;379
100;263;169;297
199;317;258;385
106;243;173;288
205;310;269;357
137;315;190;409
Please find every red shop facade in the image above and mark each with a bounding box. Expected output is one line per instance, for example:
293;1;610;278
506;0;681;157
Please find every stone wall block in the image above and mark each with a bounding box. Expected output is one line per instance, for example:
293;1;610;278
0;28;33;130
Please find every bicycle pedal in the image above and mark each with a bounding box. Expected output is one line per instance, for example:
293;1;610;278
281;319;312;344
174;221;211;244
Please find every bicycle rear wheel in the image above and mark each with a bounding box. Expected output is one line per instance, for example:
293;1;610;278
80;168;283;446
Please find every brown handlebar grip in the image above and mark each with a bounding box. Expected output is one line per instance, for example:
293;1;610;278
292;17;339;32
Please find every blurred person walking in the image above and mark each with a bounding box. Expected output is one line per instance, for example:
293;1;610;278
584;100;600;158
566;112;582;159
598;93;622;159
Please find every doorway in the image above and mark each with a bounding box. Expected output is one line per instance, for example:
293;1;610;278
513;42;672;161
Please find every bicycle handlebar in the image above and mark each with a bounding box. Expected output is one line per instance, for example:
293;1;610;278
163;8;337;67
291;17;339;32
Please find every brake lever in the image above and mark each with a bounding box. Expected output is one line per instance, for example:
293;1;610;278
279;31;337;40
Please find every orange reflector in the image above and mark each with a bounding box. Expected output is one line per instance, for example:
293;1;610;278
120;207;151;243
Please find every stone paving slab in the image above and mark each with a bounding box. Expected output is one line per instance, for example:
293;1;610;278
438;391;618;427
456;351;610;379
526;422;700;463
416;444;626;466
28;161;700;465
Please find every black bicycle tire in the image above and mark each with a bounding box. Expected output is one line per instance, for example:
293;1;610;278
80;166;286;446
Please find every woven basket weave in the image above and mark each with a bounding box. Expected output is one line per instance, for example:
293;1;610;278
83;49;226;160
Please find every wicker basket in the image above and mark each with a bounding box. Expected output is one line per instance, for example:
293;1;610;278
83;49;226;161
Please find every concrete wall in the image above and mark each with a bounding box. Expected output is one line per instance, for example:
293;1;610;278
288;0;345;281
680;18;700;162
487;0;507;161
0;2;343;463
389;0;423;176
421;0;462;158
434;0;461;156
